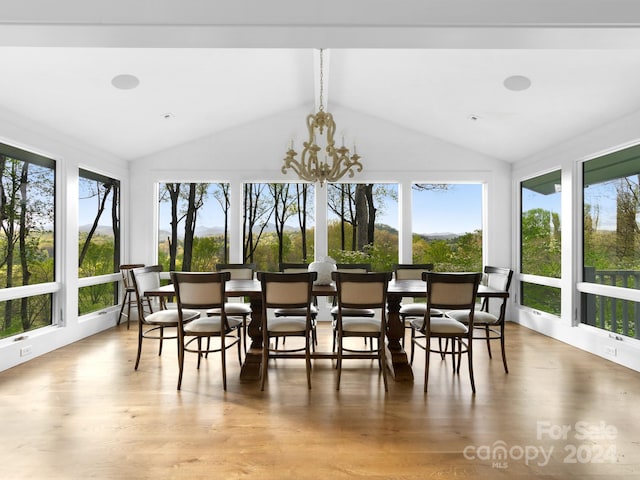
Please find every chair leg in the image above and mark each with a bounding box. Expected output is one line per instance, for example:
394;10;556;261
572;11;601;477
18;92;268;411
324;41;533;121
336;332;343;391
177;338;185;390
261;333;269;391
306;334;312;390
158;327;164;356
468;341;476;393
380;333;388;392
500;325;509;373
134;322;144;370
237;329;243;366
196;337;202;369
485;324;493;358
410;328;415;365
117;291;127;326
126;292;133;330
424;336;431;393
242;316;248;355
221;336;227;391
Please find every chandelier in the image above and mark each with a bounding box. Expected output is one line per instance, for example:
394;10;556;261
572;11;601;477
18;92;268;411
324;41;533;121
282;49;363;186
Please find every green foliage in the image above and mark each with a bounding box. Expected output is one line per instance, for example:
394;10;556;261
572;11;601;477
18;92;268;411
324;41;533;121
521;208;561;278
412;230;483;272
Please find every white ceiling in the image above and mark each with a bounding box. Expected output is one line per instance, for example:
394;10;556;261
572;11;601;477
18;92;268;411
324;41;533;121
3;1;640;162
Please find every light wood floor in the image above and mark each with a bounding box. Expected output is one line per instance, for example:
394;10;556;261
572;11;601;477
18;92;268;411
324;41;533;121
1;322;639;479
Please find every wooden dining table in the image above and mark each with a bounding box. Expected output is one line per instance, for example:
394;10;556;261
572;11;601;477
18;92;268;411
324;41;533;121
144;278;508;383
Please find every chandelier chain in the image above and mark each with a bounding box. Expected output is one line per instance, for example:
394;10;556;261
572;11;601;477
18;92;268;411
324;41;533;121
281;48;363;186
319;49;324;112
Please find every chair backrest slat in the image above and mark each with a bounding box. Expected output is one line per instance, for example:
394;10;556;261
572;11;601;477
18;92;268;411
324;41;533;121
423;272;482;312
216;263;256;280
171;271;230;310
259;271;316;309
333;271;392;309
393;263;434;280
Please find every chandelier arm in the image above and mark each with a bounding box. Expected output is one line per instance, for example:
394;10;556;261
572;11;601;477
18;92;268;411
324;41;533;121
281;48;363;185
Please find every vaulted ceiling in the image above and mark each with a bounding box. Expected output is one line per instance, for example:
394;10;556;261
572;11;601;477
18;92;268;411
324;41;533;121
2;1;640;162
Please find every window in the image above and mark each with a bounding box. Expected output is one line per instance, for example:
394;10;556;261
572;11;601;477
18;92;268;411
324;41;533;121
78;169;120;315
0;143;56;339
327;183;397;271
582;145;640;339
158;182;230;272
243;182;315;271
520;171;561;315
411;183;482;272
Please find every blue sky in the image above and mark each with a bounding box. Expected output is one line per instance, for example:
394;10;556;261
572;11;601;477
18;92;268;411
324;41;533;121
82;182;483;235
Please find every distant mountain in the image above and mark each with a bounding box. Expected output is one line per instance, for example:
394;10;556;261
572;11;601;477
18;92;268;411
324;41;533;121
418;232;460;241
79;224;115;236
158;223;296;241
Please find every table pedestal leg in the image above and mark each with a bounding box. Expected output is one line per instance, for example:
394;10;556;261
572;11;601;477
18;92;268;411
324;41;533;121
386;294;414;382
240;298;263;382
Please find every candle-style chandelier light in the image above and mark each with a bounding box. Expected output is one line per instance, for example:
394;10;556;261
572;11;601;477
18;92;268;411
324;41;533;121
282;49;363;186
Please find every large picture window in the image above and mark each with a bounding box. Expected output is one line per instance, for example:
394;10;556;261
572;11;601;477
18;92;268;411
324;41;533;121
327;183;398;271
520;171;562;315
411;183;482;272
158;182;230;272
582;145;640;339
243;182;315;271
78;169;120;315
0;143;56;339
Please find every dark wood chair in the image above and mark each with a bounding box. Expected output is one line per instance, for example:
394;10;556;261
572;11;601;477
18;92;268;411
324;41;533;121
410;272;482;393
171;271;242;391
130;265;199;371
333;271;392;392
208;263;256;354
274;263;318;349
258;271;317;391
447;266;513;372
392;263;438;346
330;263;375;351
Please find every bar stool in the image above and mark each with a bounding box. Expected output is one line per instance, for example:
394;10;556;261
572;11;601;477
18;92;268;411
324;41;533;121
117;263;144;329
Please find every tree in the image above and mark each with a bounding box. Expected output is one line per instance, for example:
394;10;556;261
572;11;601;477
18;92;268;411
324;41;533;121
243;183;274;263
269;183;298;265
78;179;115;268
213;183;230;262
182;183;208;272
295;183;312;261
161;183;181;271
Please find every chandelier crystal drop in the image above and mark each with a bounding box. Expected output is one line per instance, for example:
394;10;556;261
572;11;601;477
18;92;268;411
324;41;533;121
282;49;363;186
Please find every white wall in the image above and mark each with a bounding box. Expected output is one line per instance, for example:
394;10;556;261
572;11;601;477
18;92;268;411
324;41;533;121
512;108;640;372
0;107;128;371
130;104;512;269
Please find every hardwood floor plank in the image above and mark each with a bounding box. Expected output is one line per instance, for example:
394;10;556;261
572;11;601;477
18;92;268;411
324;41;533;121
1;322;638;479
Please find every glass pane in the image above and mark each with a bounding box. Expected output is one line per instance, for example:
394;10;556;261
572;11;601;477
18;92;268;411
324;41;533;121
243;183;315;272
582;146;640;336
78;169;120;279
0;143;56;339
411;183;482;272
583;148;640;280
327;183;397;271
158;183;231;272
0;294;53;339
521;282;561;316
521;171;561;277
79;282;118;315
0;147;56;290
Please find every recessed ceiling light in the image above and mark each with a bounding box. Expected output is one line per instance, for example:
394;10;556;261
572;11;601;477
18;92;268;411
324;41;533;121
469;114;481;122
162;113;174;120
111;74;140;90
503;75;531;92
